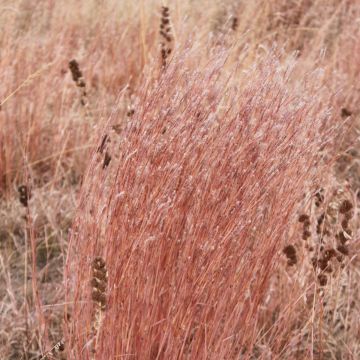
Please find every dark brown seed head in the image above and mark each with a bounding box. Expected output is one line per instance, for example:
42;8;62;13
302;230;311;240
341;108;352;118
298;214;310;223
319;258;328;270
336;255;343;263
18;185;30;207
283;245;297;265
91;278;107;292
159;5;172;69
77;79;86;88
69;59;83;83
283;245;296;256
317;213;325;224
316;224;322;235
90;278;98;286
93;257;106;269
339;199;353;214
318;274;327;286
231;17;238;31
324;248;336;260
103;152;112;169
57;341;65;352
304;219;311;228
93;268;107;281
287;258;297;266
337;231;348;244
92;288;106;305
341;219;349;229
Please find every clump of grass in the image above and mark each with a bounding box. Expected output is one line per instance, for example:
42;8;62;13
65;47;337;358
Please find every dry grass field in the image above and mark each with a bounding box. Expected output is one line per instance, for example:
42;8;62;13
1;1;360;359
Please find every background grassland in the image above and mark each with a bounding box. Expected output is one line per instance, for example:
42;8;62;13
1;1;360;359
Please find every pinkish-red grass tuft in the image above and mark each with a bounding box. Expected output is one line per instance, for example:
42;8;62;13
65;48;337;359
